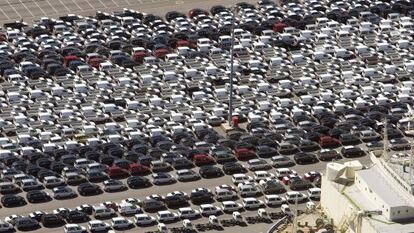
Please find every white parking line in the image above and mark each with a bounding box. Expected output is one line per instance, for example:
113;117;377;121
56;0;71;12
95;0;108;8
69;0;83;11
32;0;47;16
0;8;10;20
110;0;120;7
5;0;22;19
17;0;35;17
44;0;59;14
80;0;95;10
124;0;133;6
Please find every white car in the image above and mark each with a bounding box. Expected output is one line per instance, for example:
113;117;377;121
264;194;286;206
103;179;127;192
157;210;179;223
53;186;77;199
20;179;42;191
166;191;188;199
43;176;65;188
281;204;292;215
285;191;308;203
176;169;200;181
247;159;272;171
199;204;221;216
242;197;264;209
238;183;261;197
93;205;115;218
0;220;13;232
152;173;175;185
231;174;253;185
214;184;236;192
64;224;86;233
4;215;23;224
178;207;200;219
134;213;157;226
88;220;109;232
158;223;168;233
121;198;141;206
253;171;275;182
118;202;141;215
307;188;321;199
111;217;133;229
221;201;243;212
215;188;237;201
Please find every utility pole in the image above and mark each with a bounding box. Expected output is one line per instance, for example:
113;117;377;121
227;4;236;125
383;118;389;161
292;195;298;233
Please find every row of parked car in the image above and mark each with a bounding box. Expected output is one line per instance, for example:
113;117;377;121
1;173;319;232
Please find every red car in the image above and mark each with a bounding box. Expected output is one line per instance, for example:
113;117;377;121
102;201;118;211
272;22;287;32
319;136;341;148
234;148;257;161
304;171;322;182
128;164;151;176
153;48;168;59
63;55;79;67
132;51;148;64
87;57;103;69
106;166;129;178
281;175;301;185
188;8;209;18
193;154;216;166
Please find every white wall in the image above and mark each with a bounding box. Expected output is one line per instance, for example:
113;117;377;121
321;176;354;224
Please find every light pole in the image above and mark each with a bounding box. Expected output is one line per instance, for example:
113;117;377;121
227;4;236;126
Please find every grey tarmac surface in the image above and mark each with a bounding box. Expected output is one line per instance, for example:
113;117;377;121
0;0;259;24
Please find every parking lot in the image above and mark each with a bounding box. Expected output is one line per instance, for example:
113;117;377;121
0;0;413;232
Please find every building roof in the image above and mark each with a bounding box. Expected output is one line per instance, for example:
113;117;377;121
357;166;413;207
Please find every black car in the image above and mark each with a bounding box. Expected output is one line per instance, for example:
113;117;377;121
289;179;314;191
29;211;46;222
341;146;366;158
26;190;51;203
210;148;236;164
41;214;65;227
1;194;26;207
164;195;188;208
127;176;152;189
261;180;286;194
77;182;102;196
172;157;194;169
339;133;360;145
293;152;319;164
298;140;320;152
190;188;214;204
64;210;89;223
142;199;166;212
199;165;223;178
76;204;93;215
15;217;39;231
256;146;278;158
87;171;108;183
317;149;341;161
222;162;247;175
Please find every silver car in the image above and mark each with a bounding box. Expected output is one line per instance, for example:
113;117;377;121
53;186;77;199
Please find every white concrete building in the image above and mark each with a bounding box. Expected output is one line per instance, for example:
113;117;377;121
321;154;414;233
